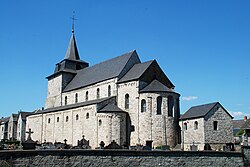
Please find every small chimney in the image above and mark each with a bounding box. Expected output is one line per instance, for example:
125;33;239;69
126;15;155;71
244;116;247;121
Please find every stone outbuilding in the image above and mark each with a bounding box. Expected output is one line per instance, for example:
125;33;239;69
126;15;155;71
180;102;233;151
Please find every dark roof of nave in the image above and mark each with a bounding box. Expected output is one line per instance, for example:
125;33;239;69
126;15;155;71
180;102;219;120
139;79;175;93
63;50;139;92
98;104;125;113
117;60;153;83
33;96;115;115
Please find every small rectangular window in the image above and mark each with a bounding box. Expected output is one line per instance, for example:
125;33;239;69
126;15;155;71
213;121;218;130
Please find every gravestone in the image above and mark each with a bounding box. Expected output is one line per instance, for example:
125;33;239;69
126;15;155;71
99;141;105;149
22;128;36;150
190;144;198;151
77;135;91;149
63;139;70;149
105;140;122;149
204;143;212;150
143;140;153;150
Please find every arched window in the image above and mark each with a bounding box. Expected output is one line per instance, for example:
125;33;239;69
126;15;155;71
65;96;68;105
184;122;187;130
157;96;162;115
194;121;198;130
167;96;174;117
85;91;88;101
86;113;89;119
66;116;69;122
141;99;146;112
76;114;79;120
48;118;51;124
125;94;129;109
99;119;102;126
108;85;111;97
213;121;218;130
57;117;59;122
75;93;78;103
97;88;100;99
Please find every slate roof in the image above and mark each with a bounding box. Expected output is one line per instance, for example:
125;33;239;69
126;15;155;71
19;112;32;121
0;117;10;124
64;33;80;61
180;102;233;120
233;119;250;129
117;60;153;83
98;104;126;113
139;79;174;93
32;96;115;115
64;50;139;92
11;114;18;122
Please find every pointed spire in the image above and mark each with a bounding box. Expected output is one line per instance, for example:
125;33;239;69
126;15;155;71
64;31;80;60
64;11;80;60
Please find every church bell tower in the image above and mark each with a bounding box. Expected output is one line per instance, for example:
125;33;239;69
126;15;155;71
45;28;88;109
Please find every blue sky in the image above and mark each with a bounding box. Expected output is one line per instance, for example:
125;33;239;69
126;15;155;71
0;0;249;119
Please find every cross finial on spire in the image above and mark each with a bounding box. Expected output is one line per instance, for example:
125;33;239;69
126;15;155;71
70;11;77;33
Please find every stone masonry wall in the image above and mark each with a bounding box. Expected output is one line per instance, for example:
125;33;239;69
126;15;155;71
180;117;205;151
62;78;117;106
0;150;245;167
204;103;233;146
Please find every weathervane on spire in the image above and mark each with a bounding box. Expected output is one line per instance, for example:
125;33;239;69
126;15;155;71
70;11;77;33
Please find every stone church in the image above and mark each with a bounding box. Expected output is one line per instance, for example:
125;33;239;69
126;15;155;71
26;30;181;149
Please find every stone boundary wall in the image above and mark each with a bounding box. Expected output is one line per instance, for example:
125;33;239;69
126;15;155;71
242;146;250;166
0;149;246;167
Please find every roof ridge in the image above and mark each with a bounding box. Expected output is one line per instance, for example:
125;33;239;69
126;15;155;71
88;50;136;69
190;102;218;108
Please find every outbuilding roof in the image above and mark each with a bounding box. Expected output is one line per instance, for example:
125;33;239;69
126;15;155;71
180;102;233;120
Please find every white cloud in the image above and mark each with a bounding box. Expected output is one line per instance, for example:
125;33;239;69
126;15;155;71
230;111;244;117
182;96;198;101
